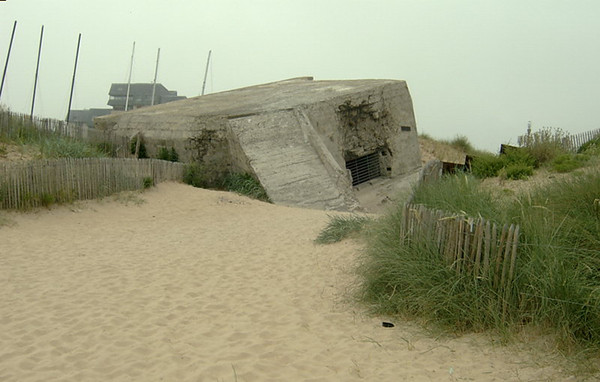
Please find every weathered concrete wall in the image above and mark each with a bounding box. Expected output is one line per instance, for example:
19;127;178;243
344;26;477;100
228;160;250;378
95;109;210;161
301;81;421;179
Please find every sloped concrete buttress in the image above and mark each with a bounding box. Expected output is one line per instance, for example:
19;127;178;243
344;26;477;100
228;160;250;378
228;110;357;211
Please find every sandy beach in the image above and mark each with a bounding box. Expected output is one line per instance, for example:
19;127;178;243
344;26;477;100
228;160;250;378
0;182;577;381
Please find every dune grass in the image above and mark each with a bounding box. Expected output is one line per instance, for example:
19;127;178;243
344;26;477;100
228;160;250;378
315;214;373;244
358;171;600;355
470;127;599;180
183;163;271;202
223;172;271;202
0;109;108;159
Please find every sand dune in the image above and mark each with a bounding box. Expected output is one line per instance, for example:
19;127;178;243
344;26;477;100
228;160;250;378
0;183;575;381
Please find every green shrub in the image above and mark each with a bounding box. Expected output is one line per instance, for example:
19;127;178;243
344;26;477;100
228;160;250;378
40;193;56;207
223;172;270;202
315;214;372;244
502;163;534;180
470;154;505;178
502;146;537;168
157;147;170;161
130;136;148;158
551;154;589;173
169;147;179;162
183;162;207;188
157;146;179;162
471;147;540;179
142;177;154;189
96;141;116;156
520;127;570;165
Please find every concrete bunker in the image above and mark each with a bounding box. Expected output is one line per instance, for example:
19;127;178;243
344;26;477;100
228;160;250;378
95;77;422;212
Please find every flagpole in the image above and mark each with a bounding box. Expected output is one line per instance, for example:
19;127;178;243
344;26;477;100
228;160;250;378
125;41;135;111
151;48;160;106
66;33;82;123
30;25;44;119
0;20;17;101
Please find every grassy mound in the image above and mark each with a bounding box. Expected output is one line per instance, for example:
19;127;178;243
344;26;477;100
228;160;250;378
359;171;600;351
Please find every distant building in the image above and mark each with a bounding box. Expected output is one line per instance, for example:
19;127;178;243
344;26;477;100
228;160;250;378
68;108;112;128
108;83;186;111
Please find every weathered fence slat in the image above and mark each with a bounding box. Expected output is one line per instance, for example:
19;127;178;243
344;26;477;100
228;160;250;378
0;158;185;210
401;203;520;311
518;127;600;152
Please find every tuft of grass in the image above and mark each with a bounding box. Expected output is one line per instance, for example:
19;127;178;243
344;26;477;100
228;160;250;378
411;173;500;219
183;164;271;202
142;177;154;189
551;154;589;173
39;137;107;159
578;136;600;155
315;214;373;244
448;135;475;153
223;172;270;202
502;163;534;180
418;132;434;140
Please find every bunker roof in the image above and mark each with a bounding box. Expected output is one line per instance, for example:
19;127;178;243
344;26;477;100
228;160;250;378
103;77;404;119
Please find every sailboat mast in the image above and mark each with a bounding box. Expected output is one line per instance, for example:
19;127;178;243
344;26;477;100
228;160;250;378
125;41;135;111
0;20;17;101
151;48;160;106
201;50;211;96
66;33;82;123
30;25;44;119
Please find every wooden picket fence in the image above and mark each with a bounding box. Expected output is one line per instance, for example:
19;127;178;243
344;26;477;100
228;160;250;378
0;110;93;139
401;203;520;314
565;128;600;152
0;158;185;209
518;127;600;153
0;109;133;156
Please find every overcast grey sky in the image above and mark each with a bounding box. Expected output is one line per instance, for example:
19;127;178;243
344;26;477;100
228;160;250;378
1;0;599;151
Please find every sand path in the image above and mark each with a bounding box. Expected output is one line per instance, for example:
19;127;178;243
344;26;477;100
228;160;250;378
0;183;574;381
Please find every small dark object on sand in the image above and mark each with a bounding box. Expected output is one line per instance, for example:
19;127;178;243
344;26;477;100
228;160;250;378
382;322;395;328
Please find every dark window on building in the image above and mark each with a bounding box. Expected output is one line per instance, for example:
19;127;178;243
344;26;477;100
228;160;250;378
401;126;411;132
346;152;381;186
